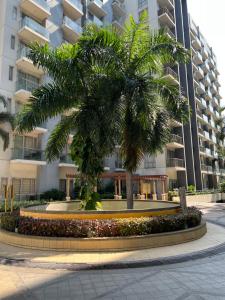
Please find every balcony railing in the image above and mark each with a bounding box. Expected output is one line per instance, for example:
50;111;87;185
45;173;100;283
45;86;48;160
16;77;39;92
170;134;183;144
86;16;103;27
166;158;185;168
59;155;74;164
66;0;83;11
32;0;50;12
201;164;213;172
12;148;45;161
63;16;83;34
158;8;175;23
164;26;176;39
17;46;31;59
164;67;178;80
20;16;49;40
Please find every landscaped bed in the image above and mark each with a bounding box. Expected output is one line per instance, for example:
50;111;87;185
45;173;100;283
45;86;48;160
0;207;202;238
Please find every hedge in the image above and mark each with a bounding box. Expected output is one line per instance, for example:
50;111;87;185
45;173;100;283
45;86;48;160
0;207;202;238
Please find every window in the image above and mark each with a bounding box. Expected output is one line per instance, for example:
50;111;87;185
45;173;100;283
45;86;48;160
8;66;14;81
1;178;8;196
12;6;17;20
12;178;36;199
138;0;148;9
7;98;12;113
10;35;15;49
144;156;156;169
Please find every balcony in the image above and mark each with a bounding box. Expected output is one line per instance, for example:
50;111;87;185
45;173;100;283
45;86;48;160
163;67;179;85
195;81;205;95
211;83;217;95
202;61;210;73
62;0;83;20
157;0;174;10
166;158;185;170
62;16;82;43
209;70;216;81
201;47;208;60
202;114;208;123
194;67;204;80
212;97;219;107
193;52;203;65
14;76;39;103
201;164;213;173
87;0;107;18
112;0;126;17
112;17;124;32
166;134;184;149
18;16;49;44
16;46;44;77
205;89;212;101
20;0;51;22
164;26;176;39
203;131;210;140
11;148;46;165
192;36;201;50
59;154;76;167
158;7;175;28
86;15;103;27
203;75;211;87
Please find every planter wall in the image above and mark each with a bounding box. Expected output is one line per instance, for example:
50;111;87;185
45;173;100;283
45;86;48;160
0;222;207;252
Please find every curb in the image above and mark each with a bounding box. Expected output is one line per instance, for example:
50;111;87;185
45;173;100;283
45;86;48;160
0;220;224;271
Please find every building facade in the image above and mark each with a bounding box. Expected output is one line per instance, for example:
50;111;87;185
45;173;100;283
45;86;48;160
0;0;223;200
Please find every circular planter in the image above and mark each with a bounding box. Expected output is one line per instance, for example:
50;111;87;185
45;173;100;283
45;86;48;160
0;222;206;252
20;200;181;220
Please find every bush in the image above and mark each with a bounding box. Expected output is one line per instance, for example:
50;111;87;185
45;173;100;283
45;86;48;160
0;212;19;232
187;185;196;193
41;189;66;201
168;190;179;201
220;182;225;193
4;207;202;238
0;200;47;213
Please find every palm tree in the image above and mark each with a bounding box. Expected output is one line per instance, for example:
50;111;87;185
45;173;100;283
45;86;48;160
16;14;190;208
0;95;14;151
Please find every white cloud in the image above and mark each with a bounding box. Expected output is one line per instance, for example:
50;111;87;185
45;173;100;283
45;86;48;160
188;0;225;100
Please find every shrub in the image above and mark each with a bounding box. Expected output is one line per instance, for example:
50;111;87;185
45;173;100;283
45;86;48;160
220;182;225;193
0;200;47;213
41;189;66;201
187;185;196;193
0;212;19;232
9;207;202;238
168;190;179;201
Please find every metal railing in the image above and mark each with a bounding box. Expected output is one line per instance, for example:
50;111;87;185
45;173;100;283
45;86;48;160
158;7;175;23
66;0;83;11
88;0;104;8
20;16;49;40
166;158;185;168
170;134;183;144
164;26;175;39
32;0;50;12
201;164;213;172
59;155;74;164
17;45;31;59
63;16;83;34
11;148;45;161
164;67;178;80
16;77;39;92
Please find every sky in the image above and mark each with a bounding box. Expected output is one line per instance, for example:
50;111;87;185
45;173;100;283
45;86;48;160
187;0;225;101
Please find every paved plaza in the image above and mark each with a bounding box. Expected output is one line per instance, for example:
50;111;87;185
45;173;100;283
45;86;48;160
1;202;225;299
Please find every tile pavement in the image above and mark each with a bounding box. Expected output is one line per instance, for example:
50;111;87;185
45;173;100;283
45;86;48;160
1;202;225;299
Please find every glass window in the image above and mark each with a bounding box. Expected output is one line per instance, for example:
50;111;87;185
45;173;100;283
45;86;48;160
12;6;17;20
138;0;148;9
9;66;14;81
7;98;12;113
1;178;8;197
10;35;16;49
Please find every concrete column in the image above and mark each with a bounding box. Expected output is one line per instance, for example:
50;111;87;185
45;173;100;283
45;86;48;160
153;181;157;200
118;178;121;196
66;178;71;201
114;179;118;199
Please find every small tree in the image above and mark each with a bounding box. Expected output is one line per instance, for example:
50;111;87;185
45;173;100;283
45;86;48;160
0;95;14;150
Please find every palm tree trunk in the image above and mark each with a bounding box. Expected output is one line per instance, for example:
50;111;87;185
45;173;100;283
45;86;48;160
126;170;133;209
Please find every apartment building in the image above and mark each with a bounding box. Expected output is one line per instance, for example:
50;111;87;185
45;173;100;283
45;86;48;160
0;0;223;200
